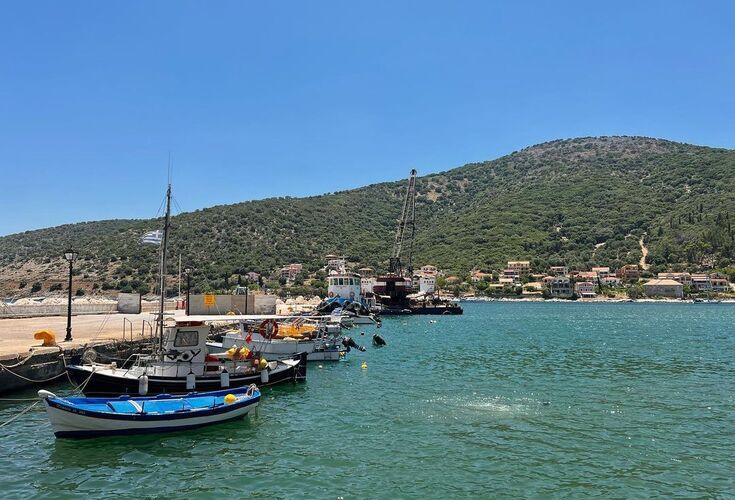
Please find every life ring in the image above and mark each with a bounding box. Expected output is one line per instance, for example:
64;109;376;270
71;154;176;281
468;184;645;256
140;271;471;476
259;319;279;339
328;291;334;298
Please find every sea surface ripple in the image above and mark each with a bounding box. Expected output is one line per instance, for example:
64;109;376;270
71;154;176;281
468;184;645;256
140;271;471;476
1;302;733;498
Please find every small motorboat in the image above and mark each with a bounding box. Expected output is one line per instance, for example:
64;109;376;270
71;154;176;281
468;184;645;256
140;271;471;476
38;384;260;439
207;318;364;361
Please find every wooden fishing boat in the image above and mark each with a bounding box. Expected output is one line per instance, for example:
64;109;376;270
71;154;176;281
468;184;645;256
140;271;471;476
66;320;307;396
38;384;260;439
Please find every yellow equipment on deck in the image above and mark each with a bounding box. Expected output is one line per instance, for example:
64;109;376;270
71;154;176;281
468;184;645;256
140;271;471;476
277;323;317;338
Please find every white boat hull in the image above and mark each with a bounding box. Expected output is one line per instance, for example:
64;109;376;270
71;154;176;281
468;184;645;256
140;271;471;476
43;400;257;437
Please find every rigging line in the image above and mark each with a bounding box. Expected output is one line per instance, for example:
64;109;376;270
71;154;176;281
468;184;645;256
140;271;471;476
153;193;167;220
172;196;184;215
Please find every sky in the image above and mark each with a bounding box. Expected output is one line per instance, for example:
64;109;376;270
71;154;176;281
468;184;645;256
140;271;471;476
1;1;734;236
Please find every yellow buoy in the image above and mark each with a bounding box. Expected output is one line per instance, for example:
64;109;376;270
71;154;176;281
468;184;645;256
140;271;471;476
224;394;237;404
259;358;268;369
361;361;368;369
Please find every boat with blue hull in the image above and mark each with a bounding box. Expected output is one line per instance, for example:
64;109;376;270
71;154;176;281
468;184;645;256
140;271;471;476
39;384;260;439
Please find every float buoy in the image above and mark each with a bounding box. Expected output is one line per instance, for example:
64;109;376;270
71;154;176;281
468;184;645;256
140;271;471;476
224;394;237;404
361;362;368;369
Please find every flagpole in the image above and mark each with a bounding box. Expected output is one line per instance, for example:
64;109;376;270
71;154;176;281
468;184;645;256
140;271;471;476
178;254;181;298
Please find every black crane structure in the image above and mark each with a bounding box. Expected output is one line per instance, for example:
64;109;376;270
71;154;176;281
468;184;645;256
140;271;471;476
388;168;417;277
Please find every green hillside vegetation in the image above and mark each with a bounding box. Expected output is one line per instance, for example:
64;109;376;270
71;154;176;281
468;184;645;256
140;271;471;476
1;136;734;295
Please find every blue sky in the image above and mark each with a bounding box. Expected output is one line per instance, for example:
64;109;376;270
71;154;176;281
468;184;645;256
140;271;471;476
1;1;734;236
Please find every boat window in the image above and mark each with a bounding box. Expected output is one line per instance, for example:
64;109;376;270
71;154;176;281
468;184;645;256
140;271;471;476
338;278;344;286
174;330;199;347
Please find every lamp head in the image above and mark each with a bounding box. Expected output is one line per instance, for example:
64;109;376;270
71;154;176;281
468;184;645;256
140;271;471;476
64;249;78;262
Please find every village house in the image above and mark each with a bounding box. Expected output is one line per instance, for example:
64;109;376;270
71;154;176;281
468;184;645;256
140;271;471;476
548;276;573;298
502;269;521;284
643;278;683;299
325;255;346;272
574;281;596;298
576;271;598;281
524;281;544;292
617;264;640;281
280;263;303;282
470;270;493;283
710;273;730;293
657;272;692;285
549;266;568;276
507;260;531;274
246;271;261;282
445;276;462;285
690;274;711;292
591;266;611;279
419;265;438;277
358;267;375;277
602;276;621;287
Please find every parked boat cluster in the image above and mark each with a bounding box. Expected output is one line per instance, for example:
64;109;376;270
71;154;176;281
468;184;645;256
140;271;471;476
40;312;378;438
38;170;449;438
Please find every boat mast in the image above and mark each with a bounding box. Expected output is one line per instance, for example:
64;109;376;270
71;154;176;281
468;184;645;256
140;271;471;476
158;183;172;355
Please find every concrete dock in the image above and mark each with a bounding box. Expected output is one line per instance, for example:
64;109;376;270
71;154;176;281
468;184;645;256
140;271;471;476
0;312;159;394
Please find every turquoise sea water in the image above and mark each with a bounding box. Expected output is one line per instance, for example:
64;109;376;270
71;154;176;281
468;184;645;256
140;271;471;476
1;302;734;498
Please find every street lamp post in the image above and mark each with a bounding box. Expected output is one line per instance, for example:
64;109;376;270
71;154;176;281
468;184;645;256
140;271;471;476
184;268;192;316
64;248;78;342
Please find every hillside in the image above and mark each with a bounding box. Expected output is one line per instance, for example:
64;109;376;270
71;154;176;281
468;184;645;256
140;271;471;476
1;136;735;296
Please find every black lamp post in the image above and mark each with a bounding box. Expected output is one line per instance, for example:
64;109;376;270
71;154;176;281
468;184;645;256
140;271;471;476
184;268;192;316
64;248;78;342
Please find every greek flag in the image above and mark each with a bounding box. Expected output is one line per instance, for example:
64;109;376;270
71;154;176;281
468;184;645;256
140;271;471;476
141;230;163;246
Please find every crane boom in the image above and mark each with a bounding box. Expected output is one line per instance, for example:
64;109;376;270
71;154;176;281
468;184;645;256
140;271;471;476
389;169;417;276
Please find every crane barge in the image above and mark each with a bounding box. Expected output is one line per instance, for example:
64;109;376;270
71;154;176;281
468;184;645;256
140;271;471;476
372;169;463;315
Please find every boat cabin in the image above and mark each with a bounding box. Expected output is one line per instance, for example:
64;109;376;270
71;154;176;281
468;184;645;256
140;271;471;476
327;272;363;302
161;321;210;375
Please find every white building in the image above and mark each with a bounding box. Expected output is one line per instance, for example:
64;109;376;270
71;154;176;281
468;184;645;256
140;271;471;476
419;276;436;294
361;276;376;295
325;255;346;273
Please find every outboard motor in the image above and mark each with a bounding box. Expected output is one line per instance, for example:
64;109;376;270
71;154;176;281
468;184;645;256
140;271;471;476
372;334;387;347
342;336;366;352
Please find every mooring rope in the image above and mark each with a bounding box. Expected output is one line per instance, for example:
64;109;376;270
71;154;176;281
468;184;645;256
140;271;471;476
0;363;67;384
0;349;39;370
0;401;40;429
